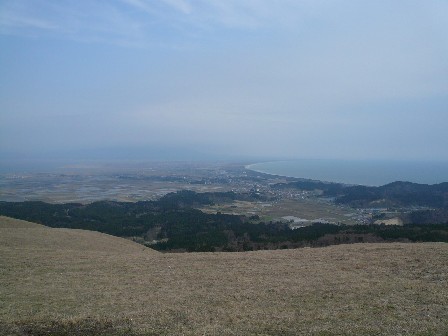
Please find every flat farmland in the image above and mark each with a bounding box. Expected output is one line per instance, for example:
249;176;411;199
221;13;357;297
0;173;231;204
199;198;361;225
0;164;371;225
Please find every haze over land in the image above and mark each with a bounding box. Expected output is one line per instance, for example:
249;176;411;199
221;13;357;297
1;0;448;164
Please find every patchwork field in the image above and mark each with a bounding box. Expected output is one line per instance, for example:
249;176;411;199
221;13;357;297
199;198;362;225
1;216;447;335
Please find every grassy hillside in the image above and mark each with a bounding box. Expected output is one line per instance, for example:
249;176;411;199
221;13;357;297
1;216;447;335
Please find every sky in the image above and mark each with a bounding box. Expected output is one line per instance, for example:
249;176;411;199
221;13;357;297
1;0;447;164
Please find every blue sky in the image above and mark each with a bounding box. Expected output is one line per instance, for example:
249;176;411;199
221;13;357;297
1;0;447;163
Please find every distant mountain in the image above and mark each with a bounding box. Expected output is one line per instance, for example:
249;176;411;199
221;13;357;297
275;180;448;208
335;181;448;208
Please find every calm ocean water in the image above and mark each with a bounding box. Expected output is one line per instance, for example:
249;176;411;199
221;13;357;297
246;160;448;186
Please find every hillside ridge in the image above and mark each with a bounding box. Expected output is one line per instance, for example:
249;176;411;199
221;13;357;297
0;216;158;255
1;216;448;335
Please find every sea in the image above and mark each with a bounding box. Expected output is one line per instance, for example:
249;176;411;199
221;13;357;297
246;159;448;186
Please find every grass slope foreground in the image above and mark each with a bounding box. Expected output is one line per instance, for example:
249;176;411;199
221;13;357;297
1;216;447;336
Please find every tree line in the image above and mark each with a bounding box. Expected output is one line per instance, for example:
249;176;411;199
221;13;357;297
1;190;447;252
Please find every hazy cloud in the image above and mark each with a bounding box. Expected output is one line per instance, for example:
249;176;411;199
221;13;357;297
0;0;447;162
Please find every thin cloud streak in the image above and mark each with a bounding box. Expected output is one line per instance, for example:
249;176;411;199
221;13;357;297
120;0;154;14
0;1;329;45
162;0;192;14
0;12;56;31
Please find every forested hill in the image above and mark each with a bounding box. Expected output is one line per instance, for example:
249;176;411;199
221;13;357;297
275;181;448;208
336;182;448;208
1;191;448;252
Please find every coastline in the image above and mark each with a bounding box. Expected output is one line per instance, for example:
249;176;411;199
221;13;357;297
245;161;318;181
245;159;448;186
245;160;361;185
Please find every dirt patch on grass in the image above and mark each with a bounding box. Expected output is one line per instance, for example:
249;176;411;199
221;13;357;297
1;317;139;336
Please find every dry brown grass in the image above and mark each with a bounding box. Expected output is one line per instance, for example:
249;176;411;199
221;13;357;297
1;216;447;335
